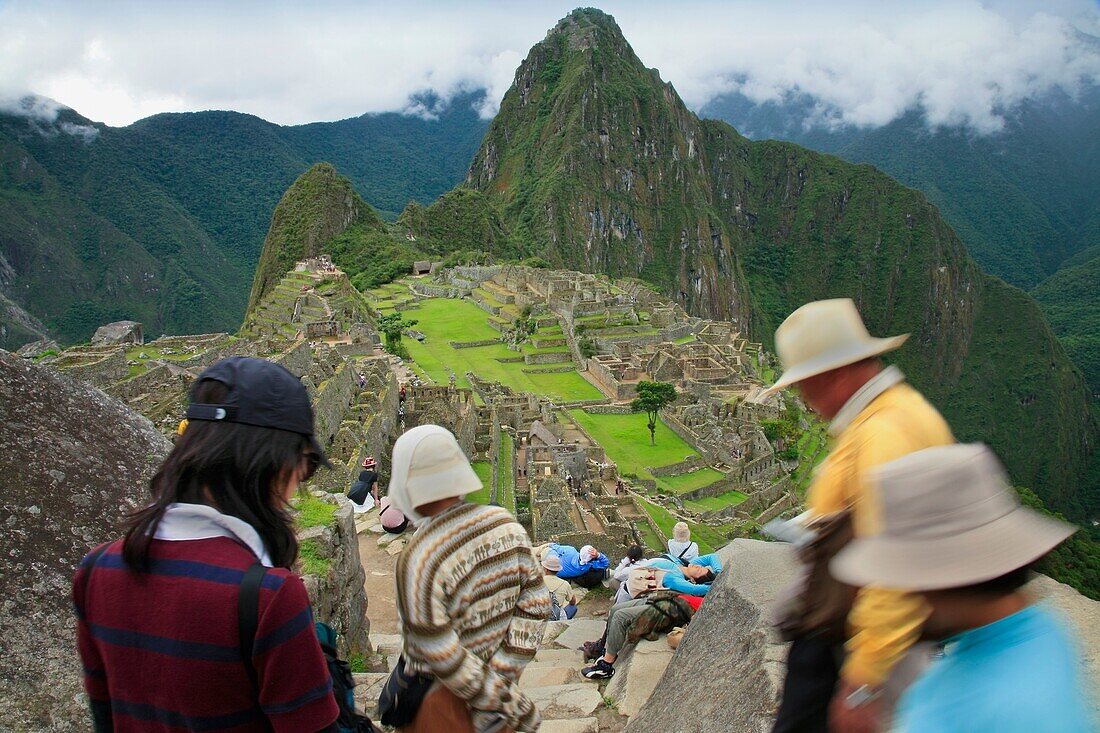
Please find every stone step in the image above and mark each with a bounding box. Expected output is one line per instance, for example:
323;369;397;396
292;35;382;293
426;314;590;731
537;718;600;733
519;665;578;688
351;672;388;717
549;618;607;651
529;648;583;668
603;638;675;717
523;683;604;718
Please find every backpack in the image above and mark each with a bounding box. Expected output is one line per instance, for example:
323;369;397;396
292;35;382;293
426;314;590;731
626;565;668;599
239;564;375;733
625;590;696;645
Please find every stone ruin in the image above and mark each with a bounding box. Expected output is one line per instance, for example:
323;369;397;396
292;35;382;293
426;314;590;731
91;319;143;346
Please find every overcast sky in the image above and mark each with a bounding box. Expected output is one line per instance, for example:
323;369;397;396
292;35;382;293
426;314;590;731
1;0;1098;133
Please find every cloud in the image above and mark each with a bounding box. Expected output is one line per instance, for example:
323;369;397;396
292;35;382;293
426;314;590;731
0;1;1097;133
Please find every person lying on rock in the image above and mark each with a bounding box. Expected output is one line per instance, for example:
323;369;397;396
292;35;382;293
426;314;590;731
580;557;721;680
551;543;610;588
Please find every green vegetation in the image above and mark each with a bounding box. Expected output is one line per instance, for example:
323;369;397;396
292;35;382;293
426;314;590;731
656;467;726;494
497;432;515;511
467;460;493;505
1032;249;1100;395
377;312;419;360
567;409;697;479
683;490;748;513
298;539;330;576
632;381;679;446
402;299;602;401
637;497;726;554
347;653;367;674
1018;487;1100;601
293;494;338;530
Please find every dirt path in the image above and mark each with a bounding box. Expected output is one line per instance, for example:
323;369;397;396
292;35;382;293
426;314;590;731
355;509;403;635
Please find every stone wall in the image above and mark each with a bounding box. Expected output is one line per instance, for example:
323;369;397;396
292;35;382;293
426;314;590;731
312;361;359;446
298;493;371;660
275;340;314;377
648;456;704;477
738;477;792;516
55;347;129;387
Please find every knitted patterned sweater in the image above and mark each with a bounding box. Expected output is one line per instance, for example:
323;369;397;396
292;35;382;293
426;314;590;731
396;502;550;732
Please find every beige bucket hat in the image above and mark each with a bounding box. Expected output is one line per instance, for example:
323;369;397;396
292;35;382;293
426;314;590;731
387;424;482;522
831;444;1076;591
761;298;908;398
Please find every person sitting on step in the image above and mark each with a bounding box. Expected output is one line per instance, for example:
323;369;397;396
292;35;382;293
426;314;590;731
666;522;700;563
551;543;610;589
540;552;579;621
611;545;645;604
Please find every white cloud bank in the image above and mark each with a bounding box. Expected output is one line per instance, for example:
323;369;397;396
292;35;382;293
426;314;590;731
0;0;1097;133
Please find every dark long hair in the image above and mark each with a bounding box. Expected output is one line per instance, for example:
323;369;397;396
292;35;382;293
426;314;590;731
122;381;307;570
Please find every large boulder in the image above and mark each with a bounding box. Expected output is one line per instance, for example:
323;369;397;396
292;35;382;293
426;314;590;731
0;350;170;730
625;538;1100;732
90;320;143;346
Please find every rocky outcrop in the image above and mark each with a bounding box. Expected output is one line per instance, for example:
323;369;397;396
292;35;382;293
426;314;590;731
625;539;1100;731
0;350;171;730
299;493;371;660
91;320;143;346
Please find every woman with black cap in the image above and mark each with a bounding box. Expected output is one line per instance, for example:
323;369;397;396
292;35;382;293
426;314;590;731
72;356;342;732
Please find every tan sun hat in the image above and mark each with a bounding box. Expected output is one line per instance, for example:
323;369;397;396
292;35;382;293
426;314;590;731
831;444;1076;591
761;298;908;398
387;424;482;522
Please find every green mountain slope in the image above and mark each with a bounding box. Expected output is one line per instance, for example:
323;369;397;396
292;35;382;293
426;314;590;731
1033;249;1100;395
458;8;1097;518
0;95;488;344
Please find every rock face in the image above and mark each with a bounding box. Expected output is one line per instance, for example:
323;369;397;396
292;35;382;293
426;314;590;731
90;319;143;346
0;350;171;730
625;539;1100;732
625;539;796;733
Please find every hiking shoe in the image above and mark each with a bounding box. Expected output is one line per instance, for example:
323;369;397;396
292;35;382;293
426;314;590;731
580;640;605;661
581;658;615;680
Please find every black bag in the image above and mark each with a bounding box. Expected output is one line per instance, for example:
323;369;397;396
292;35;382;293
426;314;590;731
239;563;375;733
347;480;370;506
377;655;434;727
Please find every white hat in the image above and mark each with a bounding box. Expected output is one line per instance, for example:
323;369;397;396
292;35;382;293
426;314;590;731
761;298;908;398
387;424;482;522
831;444;1075;590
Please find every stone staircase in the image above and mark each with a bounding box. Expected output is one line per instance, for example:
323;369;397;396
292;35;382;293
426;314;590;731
354;615;641;731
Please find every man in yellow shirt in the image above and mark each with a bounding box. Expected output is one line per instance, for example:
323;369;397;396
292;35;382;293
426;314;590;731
764;299;954;733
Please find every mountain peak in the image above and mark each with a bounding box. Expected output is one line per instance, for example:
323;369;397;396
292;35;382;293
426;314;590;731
547;7;625;49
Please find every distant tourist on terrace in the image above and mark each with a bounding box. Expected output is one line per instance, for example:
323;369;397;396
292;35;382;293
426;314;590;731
831;444;1088;732
666;521;700;563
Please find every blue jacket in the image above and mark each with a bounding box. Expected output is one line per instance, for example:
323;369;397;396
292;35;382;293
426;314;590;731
551;544;610;579
647;552;723;596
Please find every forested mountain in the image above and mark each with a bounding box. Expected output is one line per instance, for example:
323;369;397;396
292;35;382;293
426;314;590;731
701;85;1100;395
0;93;488;346
442;8;1095;518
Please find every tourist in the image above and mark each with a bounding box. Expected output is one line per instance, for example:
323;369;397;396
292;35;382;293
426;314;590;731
831;444;1088;732
611;545;645;603
541;552;579;620
552;543;610;588
666;522;700;563
580;558;719;680
358;372;366;389
347;455;378;512
388;425;549;732
765;299;954;733
378;495;408;535
73;356;341;731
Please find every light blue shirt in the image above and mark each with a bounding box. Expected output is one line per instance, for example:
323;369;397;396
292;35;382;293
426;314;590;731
646;552;723;596
898;604;1092;732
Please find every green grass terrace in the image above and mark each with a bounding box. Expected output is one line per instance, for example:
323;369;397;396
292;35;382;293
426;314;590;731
401;298;603;403
566;409;698;480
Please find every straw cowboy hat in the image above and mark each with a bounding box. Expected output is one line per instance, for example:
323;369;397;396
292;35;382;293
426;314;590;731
761;298;908;398
831;444;1076;591
387;424;482;522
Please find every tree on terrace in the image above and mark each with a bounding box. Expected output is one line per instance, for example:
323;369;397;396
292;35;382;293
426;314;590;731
632;380;678;446
378;313;418;359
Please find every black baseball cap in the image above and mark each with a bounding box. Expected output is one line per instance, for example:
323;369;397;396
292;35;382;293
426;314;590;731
185;356;332;468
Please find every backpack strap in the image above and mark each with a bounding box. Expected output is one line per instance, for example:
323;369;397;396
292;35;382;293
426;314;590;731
237;563;269;693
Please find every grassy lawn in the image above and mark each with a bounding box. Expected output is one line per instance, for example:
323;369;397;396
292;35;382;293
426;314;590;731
792;423;829;496
673;334;697;345
637;520;664;552
684;490;748;513
402;298;603;402
567;409;698;479
468;460;493;505
497;433;515;511
655;467;725;494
